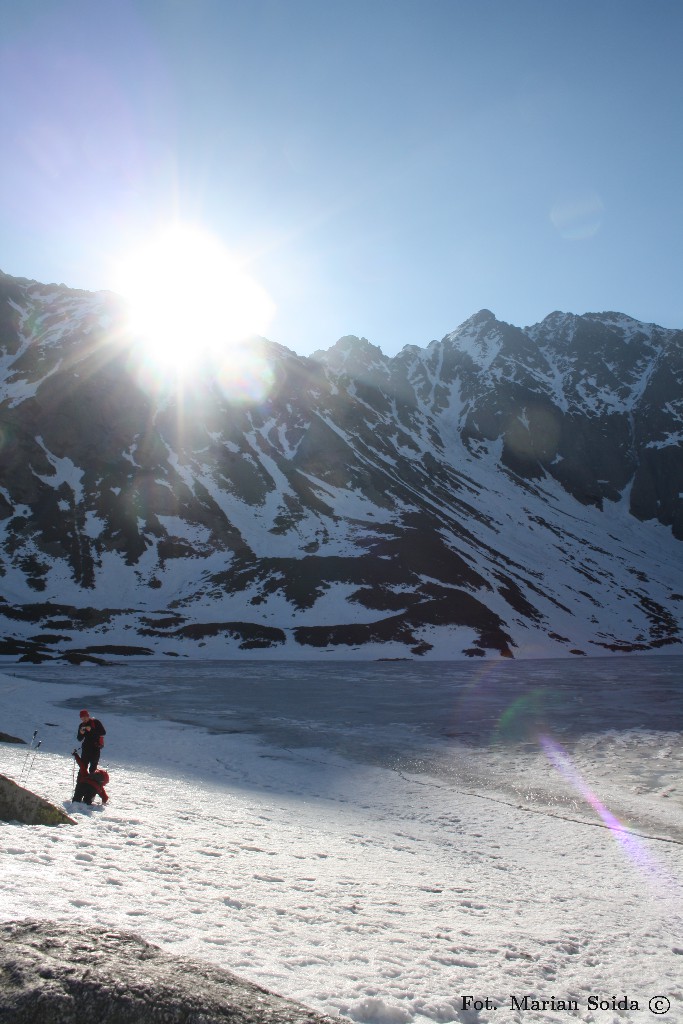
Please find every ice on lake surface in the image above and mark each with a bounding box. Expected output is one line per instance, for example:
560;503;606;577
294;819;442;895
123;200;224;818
10;655;683;842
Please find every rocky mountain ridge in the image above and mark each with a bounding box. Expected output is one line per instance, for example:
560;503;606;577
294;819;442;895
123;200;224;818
0;270;681;662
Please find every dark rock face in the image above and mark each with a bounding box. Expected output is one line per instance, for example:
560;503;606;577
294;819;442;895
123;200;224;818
523;311;683;528
0;272;681;659
0;732;25;744
0;919;335;1024
0;775;75;826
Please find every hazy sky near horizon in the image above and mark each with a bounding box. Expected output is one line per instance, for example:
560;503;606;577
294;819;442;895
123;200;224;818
1;0;681;357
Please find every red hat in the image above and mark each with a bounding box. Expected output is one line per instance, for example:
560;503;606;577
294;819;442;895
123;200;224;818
79;710;90;719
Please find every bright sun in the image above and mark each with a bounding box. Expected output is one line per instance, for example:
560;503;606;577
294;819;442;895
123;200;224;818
113;224;276;374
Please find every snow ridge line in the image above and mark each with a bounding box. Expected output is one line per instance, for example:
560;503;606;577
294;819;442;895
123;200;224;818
263;745;683;848
388;765;683;847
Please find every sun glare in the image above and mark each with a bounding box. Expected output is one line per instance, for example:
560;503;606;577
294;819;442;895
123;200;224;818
113;224;276;375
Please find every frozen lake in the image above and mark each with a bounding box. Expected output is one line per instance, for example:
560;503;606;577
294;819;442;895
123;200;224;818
9;654;683;746
2;656;682;1023
8;655;683;841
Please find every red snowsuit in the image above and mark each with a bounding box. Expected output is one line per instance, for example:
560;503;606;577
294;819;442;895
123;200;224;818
72;751;109;804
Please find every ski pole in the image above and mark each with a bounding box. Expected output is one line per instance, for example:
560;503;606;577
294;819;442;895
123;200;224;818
19;729;38;774
19;731;39;785
23;740;42;786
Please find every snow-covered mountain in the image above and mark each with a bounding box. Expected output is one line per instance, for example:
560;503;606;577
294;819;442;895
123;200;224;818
0;270;681;662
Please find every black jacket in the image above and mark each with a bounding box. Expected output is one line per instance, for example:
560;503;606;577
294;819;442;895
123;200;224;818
77;717;106;750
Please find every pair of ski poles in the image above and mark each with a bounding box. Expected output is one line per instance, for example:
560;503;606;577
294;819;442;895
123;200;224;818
18;729;93;793
18;730;42;787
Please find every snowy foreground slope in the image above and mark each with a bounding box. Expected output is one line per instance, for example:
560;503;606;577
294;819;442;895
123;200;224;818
1;665;682;1024
0;271;682;661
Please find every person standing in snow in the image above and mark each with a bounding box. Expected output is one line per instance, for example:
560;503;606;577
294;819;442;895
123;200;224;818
77;709;106;773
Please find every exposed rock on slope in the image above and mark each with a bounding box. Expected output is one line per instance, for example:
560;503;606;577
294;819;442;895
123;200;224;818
0;271;681;660
0;775;75;825
0;732;24;743
0;919;335;1024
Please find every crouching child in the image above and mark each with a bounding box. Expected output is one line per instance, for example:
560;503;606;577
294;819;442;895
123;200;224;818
72;749;109;805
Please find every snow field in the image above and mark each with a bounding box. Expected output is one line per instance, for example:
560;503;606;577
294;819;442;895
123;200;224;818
0;671;682;1024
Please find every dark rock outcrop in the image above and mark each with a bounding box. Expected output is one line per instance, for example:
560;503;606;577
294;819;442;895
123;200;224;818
0;919;335;1024
0;775;75;826
0;732;25;743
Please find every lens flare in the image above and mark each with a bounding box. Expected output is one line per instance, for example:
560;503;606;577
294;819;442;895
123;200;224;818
495;688;549;744
550;192;604;241
214;344;275;405
539;735;659;876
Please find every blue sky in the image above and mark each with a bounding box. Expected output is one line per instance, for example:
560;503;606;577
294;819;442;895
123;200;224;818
1;0;681;357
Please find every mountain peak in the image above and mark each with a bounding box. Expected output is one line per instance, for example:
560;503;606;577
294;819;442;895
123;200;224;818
463;308;497;327
312;334;388;374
